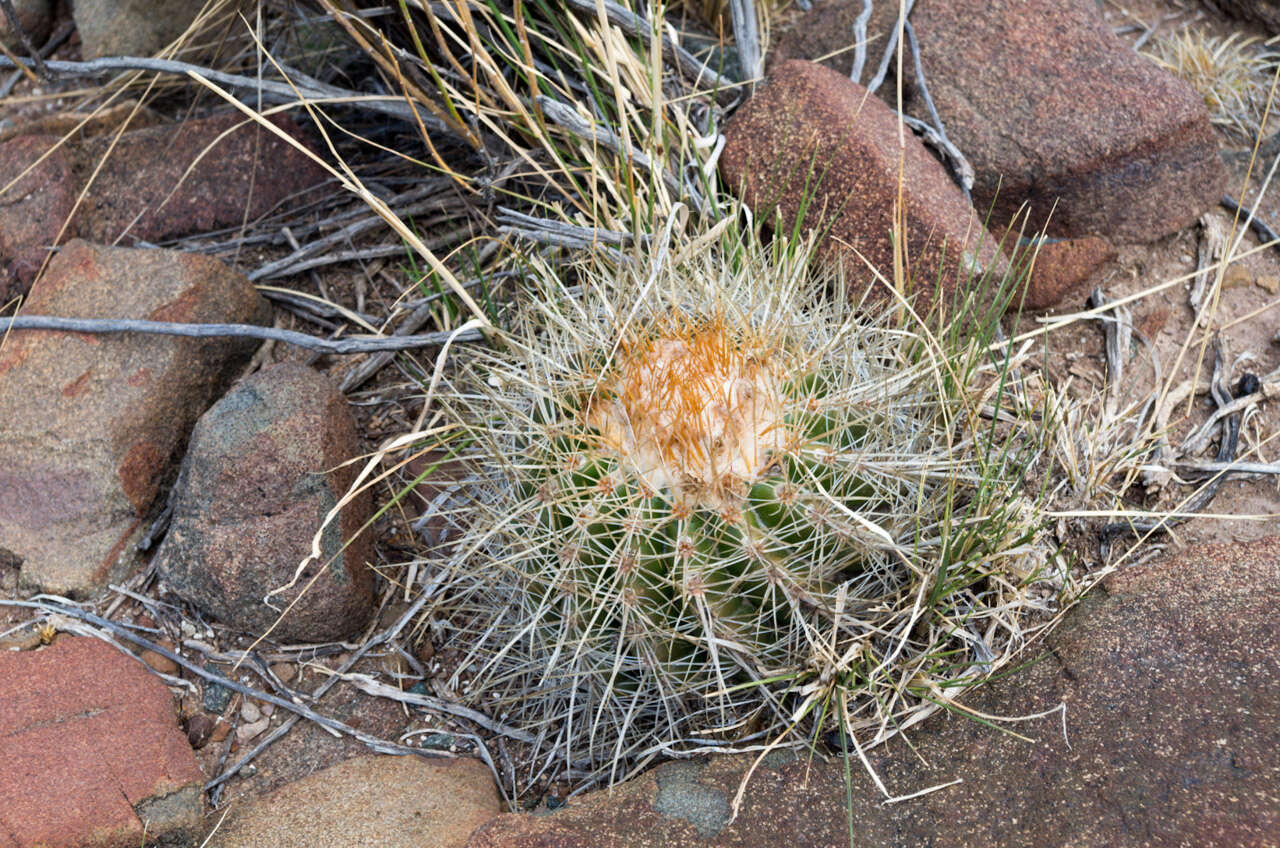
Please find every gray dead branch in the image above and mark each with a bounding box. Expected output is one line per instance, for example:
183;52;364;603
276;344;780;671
0;55;452;134
1;315;483;354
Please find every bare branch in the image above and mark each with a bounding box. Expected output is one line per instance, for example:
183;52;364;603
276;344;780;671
0;54;452;133
1;315;482;354
850;0;874;85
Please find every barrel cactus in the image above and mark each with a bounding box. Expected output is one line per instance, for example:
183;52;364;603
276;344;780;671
424;225;1055;788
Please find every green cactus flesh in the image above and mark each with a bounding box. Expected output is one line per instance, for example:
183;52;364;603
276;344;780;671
501;318;901;697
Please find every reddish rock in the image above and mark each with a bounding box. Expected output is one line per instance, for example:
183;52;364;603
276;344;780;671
905;0;1226;242
1022;235;1116;311
185;713;216;749
769;0;899;78
0;103;164;145
0;135;77;298
721;60;1006;311
0;637;204;847
468;536;1280;846
155;363;375;642
74;112;328;247
137;639;181;675
994;230;1117;312
0;112;327;298
0;241;269;596
0;0;53;51
204;755;500;847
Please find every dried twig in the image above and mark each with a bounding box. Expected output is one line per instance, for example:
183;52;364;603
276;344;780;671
253;242;445;280
0;55;447;131
1175;458;1280;475
0;0;50;79
247;194;460;281
337;258;502;394
560;0;727;89
497;207;635;257
1191;213;1229;324
1099;338;1244;559
1221;193;1280;250
902;18;972;198
0;597;453;761
1;315;483;354
204;594;427;798
849;0;874;85
901;114;974;197
728;0;761;82
256;287;381;331
538;96;708;216
1179;376;1275;455
0;19;70;98
496;207;636;247
1089;286;1132;395
866;0;914;95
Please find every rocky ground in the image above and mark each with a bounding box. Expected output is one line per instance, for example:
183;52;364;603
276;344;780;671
1;0;1278;846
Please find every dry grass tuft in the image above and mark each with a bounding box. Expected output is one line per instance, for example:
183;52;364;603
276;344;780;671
1145;28;1279;142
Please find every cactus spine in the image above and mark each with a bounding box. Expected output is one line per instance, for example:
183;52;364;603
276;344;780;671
427;227;1052;787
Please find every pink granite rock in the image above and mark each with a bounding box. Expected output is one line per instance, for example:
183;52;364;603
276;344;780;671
721;60;1006;312
155;363;375;642
0;112;328;298
905;0;1227;242
0;134;77;300
0;637;204;847
0;240;269;595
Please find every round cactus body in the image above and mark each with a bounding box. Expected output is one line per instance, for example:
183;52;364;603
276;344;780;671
427;230;1053;786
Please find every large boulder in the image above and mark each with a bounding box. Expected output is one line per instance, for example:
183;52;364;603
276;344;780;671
155;363;376;643
905;0;1226;242
0;240;269;596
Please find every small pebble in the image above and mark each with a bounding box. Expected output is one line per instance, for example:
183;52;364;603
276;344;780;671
259;701;274;717
0;624;42;652
202;663;233;712
270;662;296;684
139;639;179;675
186;714;216;749
209;717;232;744
240;699;261;723
417;732;455;750
236;716;270;745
